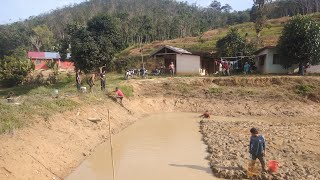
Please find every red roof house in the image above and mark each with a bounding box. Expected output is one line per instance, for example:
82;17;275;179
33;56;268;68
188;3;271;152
28;52;74;70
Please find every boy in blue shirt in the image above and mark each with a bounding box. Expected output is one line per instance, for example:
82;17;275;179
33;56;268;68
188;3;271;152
249;127;266;172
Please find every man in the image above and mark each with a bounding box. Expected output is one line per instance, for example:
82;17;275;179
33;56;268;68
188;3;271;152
99;73;106;91
76;71;81;91
115;87;124;105
249;127;266;172
219;62;223;76
87;74;95;92
225;62;230;76
169;62;175;77
244;62;251;74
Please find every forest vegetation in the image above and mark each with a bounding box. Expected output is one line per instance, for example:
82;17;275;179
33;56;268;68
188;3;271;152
0;0;319;59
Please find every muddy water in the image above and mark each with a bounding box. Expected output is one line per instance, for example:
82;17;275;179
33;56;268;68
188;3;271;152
66;113;219;180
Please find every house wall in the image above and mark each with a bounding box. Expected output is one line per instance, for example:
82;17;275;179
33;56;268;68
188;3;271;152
256;48;289;74
308;65;320;73
32;59;50;70
176;54;201;74
32;59;74;70
256;49;268;73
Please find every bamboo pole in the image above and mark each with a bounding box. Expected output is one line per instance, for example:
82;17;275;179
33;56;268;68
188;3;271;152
108;110;116;180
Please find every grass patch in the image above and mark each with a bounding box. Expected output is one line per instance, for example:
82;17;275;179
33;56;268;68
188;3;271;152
120;85;134;97
176;83;192;94
0;73;128;134
295;84;315;96
209;87;223;94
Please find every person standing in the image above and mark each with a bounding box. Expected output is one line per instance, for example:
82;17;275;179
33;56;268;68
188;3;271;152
225;62;230;76
219;62;223;76
169;62;175;77
87;73;95;92
76;71;81;91
249;127;266;172
244;62;251;74
99;73;106;91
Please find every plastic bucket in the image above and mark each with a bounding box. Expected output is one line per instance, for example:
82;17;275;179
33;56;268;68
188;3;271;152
268;160;279;172
80;87;87;93
53;89;59;97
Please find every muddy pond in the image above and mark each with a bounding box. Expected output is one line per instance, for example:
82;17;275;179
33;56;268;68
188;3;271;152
66;113;219;180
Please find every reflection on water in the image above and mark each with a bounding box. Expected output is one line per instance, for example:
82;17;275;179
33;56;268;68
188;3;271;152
66;113;219;180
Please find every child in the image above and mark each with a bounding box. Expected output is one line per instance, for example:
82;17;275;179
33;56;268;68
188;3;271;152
249;127;266;172
115;87;124;105
169;62;175;77
199;110;210;118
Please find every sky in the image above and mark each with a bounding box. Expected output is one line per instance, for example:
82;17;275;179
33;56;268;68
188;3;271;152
0;0;253;25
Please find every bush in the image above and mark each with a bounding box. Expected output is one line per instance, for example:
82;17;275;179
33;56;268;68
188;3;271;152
0;49;34;87
295;84;315;96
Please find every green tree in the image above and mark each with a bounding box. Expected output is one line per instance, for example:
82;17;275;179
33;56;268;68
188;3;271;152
0;48;34;87
277;15;320;75
67;15;124;73
30;25;54;51
251;0;272;40
216;28;256;57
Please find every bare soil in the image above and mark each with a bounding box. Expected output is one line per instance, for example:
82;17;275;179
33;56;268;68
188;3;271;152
0;76;319;180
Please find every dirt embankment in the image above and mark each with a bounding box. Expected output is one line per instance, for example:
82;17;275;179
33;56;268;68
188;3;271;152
1;76;320;180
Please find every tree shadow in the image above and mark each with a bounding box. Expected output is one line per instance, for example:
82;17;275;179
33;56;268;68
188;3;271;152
169;164;213;175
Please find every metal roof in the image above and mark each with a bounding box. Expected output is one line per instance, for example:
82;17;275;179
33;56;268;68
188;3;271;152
28;52;71;60
254;46;276;55
150;45;192;57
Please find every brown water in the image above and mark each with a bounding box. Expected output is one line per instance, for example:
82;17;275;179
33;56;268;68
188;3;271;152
66;113;219;180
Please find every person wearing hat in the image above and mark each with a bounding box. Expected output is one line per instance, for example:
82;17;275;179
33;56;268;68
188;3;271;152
249;127;266;172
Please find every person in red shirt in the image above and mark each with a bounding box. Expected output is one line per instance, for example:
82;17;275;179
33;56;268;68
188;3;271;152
225;62;230;76
199;110;210;118
115;87;124;105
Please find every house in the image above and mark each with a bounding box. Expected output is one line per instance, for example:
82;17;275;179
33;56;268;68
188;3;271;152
254;46;292;74
151;45;204;75
28;52;74;70
255;46;319;74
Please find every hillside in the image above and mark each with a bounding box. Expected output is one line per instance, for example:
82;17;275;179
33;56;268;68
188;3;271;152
120;13;320;58
0;0;251;58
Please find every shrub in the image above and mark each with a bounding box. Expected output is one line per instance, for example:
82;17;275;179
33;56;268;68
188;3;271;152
0;49;34;87
295;84;315;96
209;87;223;94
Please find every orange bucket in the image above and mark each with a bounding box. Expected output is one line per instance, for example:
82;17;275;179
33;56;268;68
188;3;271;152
268;160;279;172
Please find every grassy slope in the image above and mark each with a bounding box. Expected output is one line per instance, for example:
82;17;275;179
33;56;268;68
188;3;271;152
119;13;320;58
0;73;133;133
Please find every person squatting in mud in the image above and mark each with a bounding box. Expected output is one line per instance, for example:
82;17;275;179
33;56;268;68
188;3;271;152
199;110;210;118
115;87;124;105
249;127;266;172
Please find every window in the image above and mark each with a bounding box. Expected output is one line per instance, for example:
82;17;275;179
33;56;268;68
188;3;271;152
273;54;281;64
258;55;266;66
35;59;41;65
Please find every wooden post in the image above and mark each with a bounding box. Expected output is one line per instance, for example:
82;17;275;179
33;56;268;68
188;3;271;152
108;110;116;180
